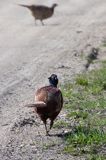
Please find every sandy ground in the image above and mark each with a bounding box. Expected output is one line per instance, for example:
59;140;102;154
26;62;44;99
0;0;106;159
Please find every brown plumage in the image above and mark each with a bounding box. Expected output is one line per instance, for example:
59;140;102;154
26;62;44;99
18;3;58;25
26;74;63;135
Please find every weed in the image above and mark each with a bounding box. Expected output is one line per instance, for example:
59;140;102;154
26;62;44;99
75;75;88;86
102;42;106;47
67;110;88;120
43;141;57;149
87;154;106;160
53;120;69;129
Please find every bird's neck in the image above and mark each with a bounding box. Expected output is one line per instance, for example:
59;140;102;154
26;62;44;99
49;83;57;88
51;5;56;11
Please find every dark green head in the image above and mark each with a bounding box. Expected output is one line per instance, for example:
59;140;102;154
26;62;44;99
48;74;58;87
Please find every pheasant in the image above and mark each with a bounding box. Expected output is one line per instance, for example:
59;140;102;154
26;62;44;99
26;74;63;135
18;3;58;25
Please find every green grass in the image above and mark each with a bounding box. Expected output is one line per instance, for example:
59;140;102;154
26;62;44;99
87;155;106;160
43;141;57;149
64;124;106;155
75;76;88;86
67;110;88;119
53;120;69;129
102;42;106;47
62;61;106;157
90;116;106;127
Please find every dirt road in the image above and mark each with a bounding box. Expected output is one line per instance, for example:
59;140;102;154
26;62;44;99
0;0;106;159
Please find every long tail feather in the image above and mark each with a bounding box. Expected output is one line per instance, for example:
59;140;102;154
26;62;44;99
18;4;31;9
25;101;46;108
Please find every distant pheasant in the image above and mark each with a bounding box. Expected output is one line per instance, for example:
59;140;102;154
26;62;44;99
85;47;99;69
18;3;58;25
26;74;63;135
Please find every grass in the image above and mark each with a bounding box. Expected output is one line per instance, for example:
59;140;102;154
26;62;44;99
53;120;69;129
67;110;88;119
87;155;106;160
64;124;106;154
75;76;88;86
102;41;106;47
61;61;106;158
43;141;57;149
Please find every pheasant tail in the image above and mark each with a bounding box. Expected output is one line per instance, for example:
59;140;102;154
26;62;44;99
25;101;46;108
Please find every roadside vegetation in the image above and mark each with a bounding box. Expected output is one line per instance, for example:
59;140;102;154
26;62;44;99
55;61;106;160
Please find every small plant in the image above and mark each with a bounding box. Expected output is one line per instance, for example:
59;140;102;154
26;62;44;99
89;85;102;95
80;52;85;59
90;116;106;127
75;75;88;86
53;120;69;128
102;41;106;47
87;154;106;160
67;110;88;120
43;141;57;149
103;82;106;90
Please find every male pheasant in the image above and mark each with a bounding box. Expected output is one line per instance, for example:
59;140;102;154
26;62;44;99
27;74;63;135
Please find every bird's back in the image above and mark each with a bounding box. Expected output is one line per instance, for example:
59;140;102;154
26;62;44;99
35;86;63;117
30;5;54;20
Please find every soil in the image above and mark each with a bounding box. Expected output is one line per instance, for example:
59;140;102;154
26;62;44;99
0;0;106;159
